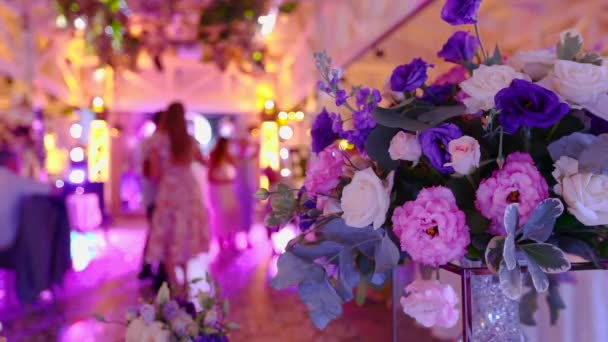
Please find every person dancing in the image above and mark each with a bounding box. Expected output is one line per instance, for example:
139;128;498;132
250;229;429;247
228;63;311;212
145;102;208;297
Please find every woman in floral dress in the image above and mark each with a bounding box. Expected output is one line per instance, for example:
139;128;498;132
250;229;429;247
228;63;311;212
146;102;208;296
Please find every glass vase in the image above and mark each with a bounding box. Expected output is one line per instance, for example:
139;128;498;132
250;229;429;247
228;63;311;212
391;261;525;342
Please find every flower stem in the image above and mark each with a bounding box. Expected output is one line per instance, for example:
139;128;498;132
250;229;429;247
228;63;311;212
546;120;560;142
523;127;532;153
497;127;505;169
474;23;489;62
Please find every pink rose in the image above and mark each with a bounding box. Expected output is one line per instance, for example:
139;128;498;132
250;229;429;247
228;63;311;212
433;66;468;85
400;279;459;328
304;146;344;195
392;186;470;266
444;135;480;175
388;131;421;162
475;152;549;235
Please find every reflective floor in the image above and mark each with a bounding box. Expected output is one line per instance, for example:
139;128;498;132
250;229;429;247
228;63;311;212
0;218;437;342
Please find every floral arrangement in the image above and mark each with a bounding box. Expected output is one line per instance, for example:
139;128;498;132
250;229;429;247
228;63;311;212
258;0;608;330
98;275;237;342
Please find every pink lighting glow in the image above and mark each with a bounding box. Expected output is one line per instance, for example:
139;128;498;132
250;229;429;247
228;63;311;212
271;225;297;254
142;121;157;138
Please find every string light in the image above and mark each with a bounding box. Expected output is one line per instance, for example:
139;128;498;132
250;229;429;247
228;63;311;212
68;169;86;184
93;68;106;82
56;15;67;28
280;168;291;177
279;125;294;140
70;123;83;139
264;99;275;110
74;17;87;30
70;147;85;162
279;147;289;160
278;111;288;120
295;111;305;121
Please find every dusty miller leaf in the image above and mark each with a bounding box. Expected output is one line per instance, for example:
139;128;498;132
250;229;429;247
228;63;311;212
485;236;505;273
499;260;523;300
520;243;571;274
503;204;519;270
521;199;564;243
557;30;583;61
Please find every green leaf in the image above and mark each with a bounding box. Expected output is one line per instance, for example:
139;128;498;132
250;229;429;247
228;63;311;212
577;51;603;66
255;188;270;200
521;199;564;242
520;243;571;273
485;45;503;66
270;252;326;290
364;125;400;171
355;278;367;306
525;254;550;292
374;234;400;274
499;260;523;300
445;177;475;210
372;106;433;132
278;1;298;13
557;30;583;61
554;236;605;269
466;210;490;234
485;236;505;273
519;289;539;326
416;105;466;125
298;279;343;329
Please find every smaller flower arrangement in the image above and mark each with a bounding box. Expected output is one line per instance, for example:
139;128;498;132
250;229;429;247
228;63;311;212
98;275;237;342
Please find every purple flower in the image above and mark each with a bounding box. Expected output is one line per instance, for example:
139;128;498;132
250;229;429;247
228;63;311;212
162;300;180;321
311;108;340;153
437;31;479;64
419;123;463;174
420;84;457;105
495;79;570;134
390;58;432;93
441;0;482;25
139;303;156;324
335;89;348;106
194;335;229;342
339;87;381;151
298;198;317;231
329;112;344;135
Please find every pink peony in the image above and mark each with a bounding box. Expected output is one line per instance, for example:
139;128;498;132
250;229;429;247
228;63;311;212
392;186;470;266
475;152;549;235
304;146;344;195
400;279;459;328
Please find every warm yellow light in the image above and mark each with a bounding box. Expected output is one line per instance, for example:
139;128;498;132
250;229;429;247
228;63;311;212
278;111;287;120
256;84;274;109
295;111;305;121
45;149;68;175
264;99;275;110
279;125;294;140
44;133;56;149
110;128;120;137
92;96;105;112
70;123;83;139
259;121;279;171
260;175;270;191
93;68;106;81
339;139;355;151
250;128;260;137
88;120;110;182
288;112;296;120
74;17;87;30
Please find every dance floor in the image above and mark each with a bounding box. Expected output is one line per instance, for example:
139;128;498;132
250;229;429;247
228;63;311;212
0;218;437;342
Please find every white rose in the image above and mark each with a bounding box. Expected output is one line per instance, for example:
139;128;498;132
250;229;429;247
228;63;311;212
444;136;481;175
553;156;608;226
341;168;393;229
459;65;530;113
388;131;421;162
508;49;556;81
550;60;608;105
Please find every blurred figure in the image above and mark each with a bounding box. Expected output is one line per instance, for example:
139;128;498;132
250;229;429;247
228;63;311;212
233;128;259;248
145;102;209;296
0;148;51;251
139;111;165;281
208;137;241;250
